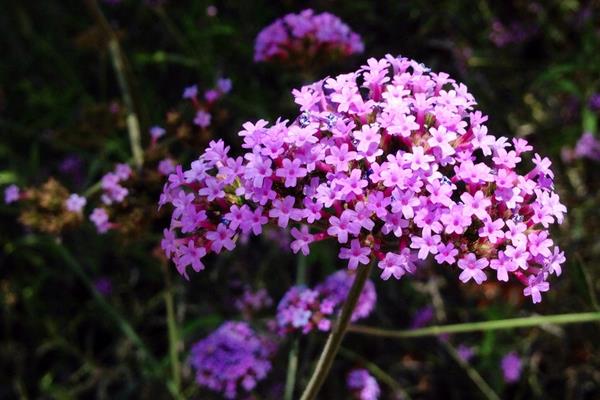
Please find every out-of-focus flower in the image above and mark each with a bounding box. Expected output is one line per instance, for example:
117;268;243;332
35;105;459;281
150;125;166;142
347;369;380;400
189;321;275;399
235;287;273;317
501;351;522;383
457;344;476;362
490;19;537;47
193;110;211;128
93;277;112;296
65;194;87;213
574;132;600;161
254;9;363;64
90;207;112;233
4;184;20;204
588;93;600;112
158;158;176;176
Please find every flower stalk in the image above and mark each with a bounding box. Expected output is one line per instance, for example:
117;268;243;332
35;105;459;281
348;312;600;339
299;259;375;400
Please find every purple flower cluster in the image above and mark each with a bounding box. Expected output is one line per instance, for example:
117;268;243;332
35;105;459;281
254;9;363;63
276;270;376;334
347;369;381;400
160;54;565;303
189;321;275;399
4;184;20;204
100;163;132;205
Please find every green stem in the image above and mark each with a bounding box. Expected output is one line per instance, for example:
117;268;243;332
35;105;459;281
85;0;144;169
442;341;500;400
299;260;375;400
164;264;181;395
348;312;600;338
31;237;180;398
284;255;308;400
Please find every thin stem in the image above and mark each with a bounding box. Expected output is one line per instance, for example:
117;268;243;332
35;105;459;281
284;337;300;400
85;0;144;169
348;312;600;339
442;341;500;400
284;255;308;400
338;347;411;399
29;237;183;398
299;260;375;400
163;264;182;395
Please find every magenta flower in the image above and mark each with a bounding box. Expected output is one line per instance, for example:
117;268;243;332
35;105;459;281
328;209;361;244
457;254;489;284
523;274;549;303
276;158;307;187
205;224;235;253
339;240;370;270
290;225;313;256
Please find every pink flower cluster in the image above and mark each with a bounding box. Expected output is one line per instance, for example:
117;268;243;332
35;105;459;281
275;270;376;334
254;9;363;63
160;54;566;303
100;163;132;205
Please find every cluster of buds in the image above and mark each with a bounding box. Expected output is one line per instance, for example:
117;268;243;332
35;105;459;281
254;9;363;65
160;54;566;303
16;179;83;235
276;270;376;334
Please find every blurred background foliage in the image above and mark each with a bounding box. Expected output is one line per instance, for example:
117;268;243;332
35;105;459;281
1;0;599;399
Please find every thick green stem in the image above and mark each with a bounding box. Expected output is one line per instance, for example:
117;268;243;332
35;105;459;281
348;312;600;339
299;260;375;400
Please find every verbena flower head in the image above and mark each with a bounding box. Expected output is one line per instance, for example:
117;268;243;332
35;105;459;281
347;369;381;400
189;321;275;399
275;270;375;335
161;54;566;303
254;9;363;64
574;132;600;161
